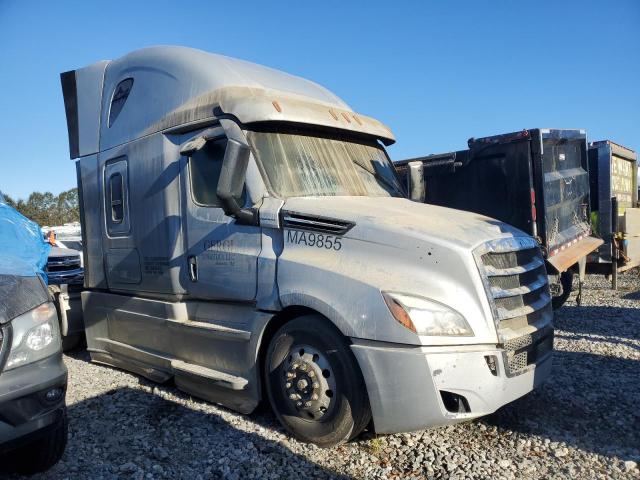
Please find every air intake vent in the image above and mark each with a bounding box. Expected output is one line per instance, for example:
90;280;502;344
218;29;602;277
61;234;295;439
282;212;354;235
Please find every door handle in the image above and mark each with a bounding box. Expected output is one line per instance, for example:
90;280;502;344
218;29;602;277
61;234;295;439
188;255;198;282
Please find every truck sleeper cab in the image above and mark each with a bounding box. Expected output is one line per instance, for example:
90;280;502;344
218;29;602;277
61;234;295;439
61;46;553;446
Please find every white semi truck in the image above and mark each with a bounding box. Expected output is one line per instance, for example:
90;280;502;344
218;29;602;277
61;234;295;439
60;46;553;446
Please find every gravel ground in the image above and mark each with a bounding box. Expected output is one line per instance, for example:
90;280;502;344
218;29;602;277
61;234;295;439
5;273;639;479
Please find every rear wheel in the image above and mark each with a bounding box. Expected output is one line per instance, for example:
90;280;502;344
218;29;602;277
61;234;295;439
264;315;371;447
549;271;574;309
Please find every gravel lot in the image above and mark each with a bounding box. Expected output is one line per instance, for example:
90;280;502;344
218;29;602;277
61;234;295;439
5;273;639;479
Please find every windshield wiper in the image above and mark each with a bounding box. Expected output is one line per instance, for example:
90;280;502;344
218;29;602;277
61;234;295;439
352;159;401;193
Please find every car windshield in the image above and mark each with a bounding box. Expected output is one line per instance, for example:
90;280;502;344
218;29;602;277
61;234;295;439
246;130;404;198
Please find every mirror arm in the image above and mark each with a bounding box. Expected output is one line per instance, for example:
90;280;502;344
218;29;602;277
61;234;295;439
407;161;426;202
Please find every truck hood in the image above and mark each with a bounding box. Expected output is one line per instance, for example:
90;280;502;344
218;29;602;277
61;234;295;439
282;196;528;251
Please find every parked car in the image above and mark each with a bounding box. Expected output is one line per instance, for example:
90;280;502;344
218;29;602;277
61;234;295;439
0;200;68;474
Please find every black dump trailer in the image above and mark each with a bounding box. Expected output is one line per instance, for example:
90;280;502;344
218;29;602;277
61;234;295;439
395;128;603;308
587;140;639;288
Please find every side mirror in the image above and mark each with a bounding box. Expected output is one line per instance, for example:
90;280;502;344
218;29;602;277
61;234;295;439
217;139;258;225
407;161;426;202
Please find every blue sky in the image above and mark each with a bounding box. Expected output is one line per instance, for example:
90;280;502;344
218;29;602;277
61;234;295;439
1;0;638;199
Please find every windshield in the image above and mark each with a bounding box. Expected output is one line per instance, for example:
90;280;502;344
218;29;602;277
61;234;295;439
246;130;403;198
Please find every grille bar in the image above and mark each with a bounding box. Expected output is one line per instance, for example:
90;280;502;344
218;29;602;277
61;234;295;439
494;287;551;321
490;270;548;299
483;255;544;276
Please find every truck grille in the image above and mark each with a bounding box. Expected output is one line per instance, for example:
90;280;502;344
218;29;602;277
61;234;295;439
474;237;554;376
503;327;554;376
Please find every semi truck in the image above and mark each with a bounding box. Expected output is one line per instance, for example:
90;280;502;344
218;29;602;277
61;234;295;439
587;140;639;287
60;46;553;446
395;129;604;308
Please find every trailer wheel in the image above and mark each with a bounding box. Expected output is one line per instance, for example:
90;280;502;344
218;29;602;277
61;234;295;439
550;271;574;309
264;315;371;447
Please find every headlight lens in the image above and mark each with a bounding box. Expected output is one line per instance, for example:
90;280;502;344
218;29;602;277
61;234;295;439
4;302;61;371
382;292;473;336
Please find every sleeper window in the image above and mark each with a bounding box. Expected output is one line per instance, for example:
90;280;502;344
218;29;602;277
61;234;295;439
190;140;227;206
109;78;134;127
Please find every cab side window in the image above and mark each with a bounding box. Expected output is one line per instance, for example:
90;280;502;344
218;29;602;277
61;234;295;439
189;139;227;206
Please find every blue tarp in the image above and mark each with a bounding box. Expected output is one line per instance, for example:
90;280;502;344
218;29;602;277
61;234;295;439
0;200;50;283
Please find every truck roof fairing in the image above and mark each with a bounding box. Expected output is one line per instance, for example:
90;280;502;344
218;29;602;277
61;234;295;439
60;46;395;159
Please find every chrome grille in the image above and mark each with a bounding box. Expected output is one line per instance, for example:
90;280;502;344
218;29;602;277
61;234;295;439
474;237;552;324
474;237;554;376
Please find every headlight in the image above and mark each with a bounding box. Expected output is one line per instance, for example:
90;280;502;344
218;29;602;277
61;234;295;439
4;302;61;371
382;292;473;336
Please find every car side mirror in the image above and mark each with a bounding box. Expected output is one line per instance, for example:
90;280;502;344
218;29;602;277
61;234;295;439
217;139;258;225
407;161;426;202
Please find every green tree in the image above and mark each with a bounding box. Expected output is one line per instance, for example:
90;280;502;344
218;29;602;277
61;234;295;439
1;189;79;227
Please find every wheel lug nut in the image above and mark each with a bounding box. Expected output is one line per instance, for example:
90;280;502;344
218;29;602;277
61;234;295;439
287;372;295;379
285;382;292;388
304;401;312;407
289;393;297;400
308;371;315;377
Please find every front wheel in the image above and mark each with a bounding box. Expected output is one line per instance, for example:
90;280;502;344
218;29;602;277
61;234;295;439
549;271;574;309
264;315;371;447
1;410;68;474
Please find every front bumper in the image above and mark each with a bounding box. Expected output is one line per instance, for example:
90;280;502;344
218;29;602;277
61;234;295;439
0;354;68;451
351;339;552;434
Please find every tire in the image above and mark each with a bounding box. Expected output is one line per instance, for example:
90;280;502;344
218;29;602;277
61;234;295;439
6;410;68;474
264;315;371;447
51;292;83;352
62;332;82;352
550;271;574;309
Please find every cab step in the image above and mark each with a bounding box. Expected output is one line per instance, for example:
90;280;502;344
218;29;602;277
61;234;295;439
170;360;248;391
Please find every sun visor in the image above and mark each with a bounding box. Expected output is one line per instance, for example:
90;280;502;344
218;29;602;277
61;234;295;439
60;61;109;159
